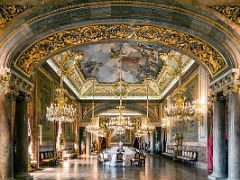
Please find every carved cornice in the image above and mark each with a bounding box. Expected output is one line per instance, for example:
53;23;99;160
13;24;228;78
210;5;240;25
10;70;34;97
0;5;32;28
210;68;240;95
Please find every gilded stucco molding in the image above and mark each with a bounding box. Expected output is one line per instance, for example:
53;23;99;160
38;48;192;99
210;68;240;95
0;5;32;28
210;5;240;25
14;24;228;78
10;70;34;96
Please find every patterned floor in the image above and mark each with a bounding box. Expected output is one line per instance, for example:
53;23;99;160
31;155;208;180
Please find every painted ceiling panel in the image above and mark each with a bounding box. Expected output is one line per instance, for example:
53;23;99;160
79;42;165;83
46;41;195;100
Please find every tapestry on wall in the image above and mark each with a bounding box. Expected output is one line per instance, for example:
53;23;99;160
36;70;54;150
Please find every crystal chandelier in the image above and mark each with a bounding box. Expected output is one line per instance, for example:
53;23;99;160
107;83;135;134
107;60;135;134
135;129;147;137
161;116;170;128
46;74;77;123
108;116;134;130
86;79;100;133
135;79;155;137
46;50;83;123
0;67;11;94
164;66;203;125
86;117;100;134
96;129;107;137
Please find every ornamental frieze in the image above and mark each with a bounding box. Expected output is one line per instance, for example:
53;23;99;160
210;68;240;95
0;5;32;28
210;5;240;25
14;24;228;78
10;71;34;96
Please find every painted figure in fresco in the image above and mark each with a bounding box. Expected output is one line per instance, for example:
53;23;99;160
80;42;165;83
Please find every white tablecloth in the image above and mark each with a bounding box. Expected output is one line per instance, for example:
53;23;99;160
101;147;137;166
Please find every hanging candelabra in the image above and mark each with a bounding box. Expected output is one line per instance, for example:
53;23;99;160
46;50;83;123
86;79;101;134
164;73;203;125
107;59;135;135
135;78;155;137
46;73;77;123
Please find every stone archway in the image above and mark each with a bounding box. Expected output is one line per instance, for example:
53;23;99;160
0;1;240;180
83;103;157;122
0;1;238;79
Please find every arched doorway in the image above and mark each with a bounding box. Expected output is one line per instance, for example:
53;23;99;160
0;1;239;179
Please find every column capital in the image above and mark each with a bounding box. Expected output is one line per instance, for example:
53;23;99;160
228;69;240;94
208;93;226;103
16;92;32;102
217;94;226;101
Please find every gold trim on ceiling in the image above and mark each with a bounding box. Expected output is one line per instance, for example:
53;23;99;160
1;1;239;50
0;5;32;29
14;23;228;78
210;5;240;25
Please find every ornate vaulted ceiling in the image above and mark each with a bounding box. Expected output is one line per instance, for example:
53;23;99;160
1;0;239;6
0;0;237;102
46;41;195;100
79;42;164;83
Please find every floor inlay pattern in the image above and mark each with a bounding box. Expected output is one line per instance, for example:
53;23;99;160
31;155;208;180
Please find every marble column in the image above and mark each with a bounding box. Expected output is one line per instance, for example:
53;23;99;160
209;95;227;179
15;93;32;179
150;132;154;153
56;122;63;151
0;94;15;179
86;132;90;155
79;127;85;155
228;92;240;180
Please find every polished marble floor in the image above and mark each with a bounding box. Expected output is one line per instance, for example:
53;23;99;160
31;155;208;180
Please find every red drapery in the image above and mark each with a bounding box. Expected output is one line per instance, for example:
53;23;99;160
208;133;213;170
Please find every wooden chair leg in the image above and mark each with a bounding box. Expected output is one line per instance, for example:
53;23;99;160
138;161;141;166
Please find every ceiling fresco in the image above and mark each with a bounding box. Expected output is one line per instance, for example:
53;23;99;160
46;41;195;100
78;42;165;83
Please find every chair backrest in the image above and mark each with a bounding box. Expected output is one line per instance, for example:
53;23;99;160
193;152;198;160
103;153;108;159
117;153;123;161
40;153;44;160
182;151;184;156
140;152;145;158
134;152;140;159
189;152;193;158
